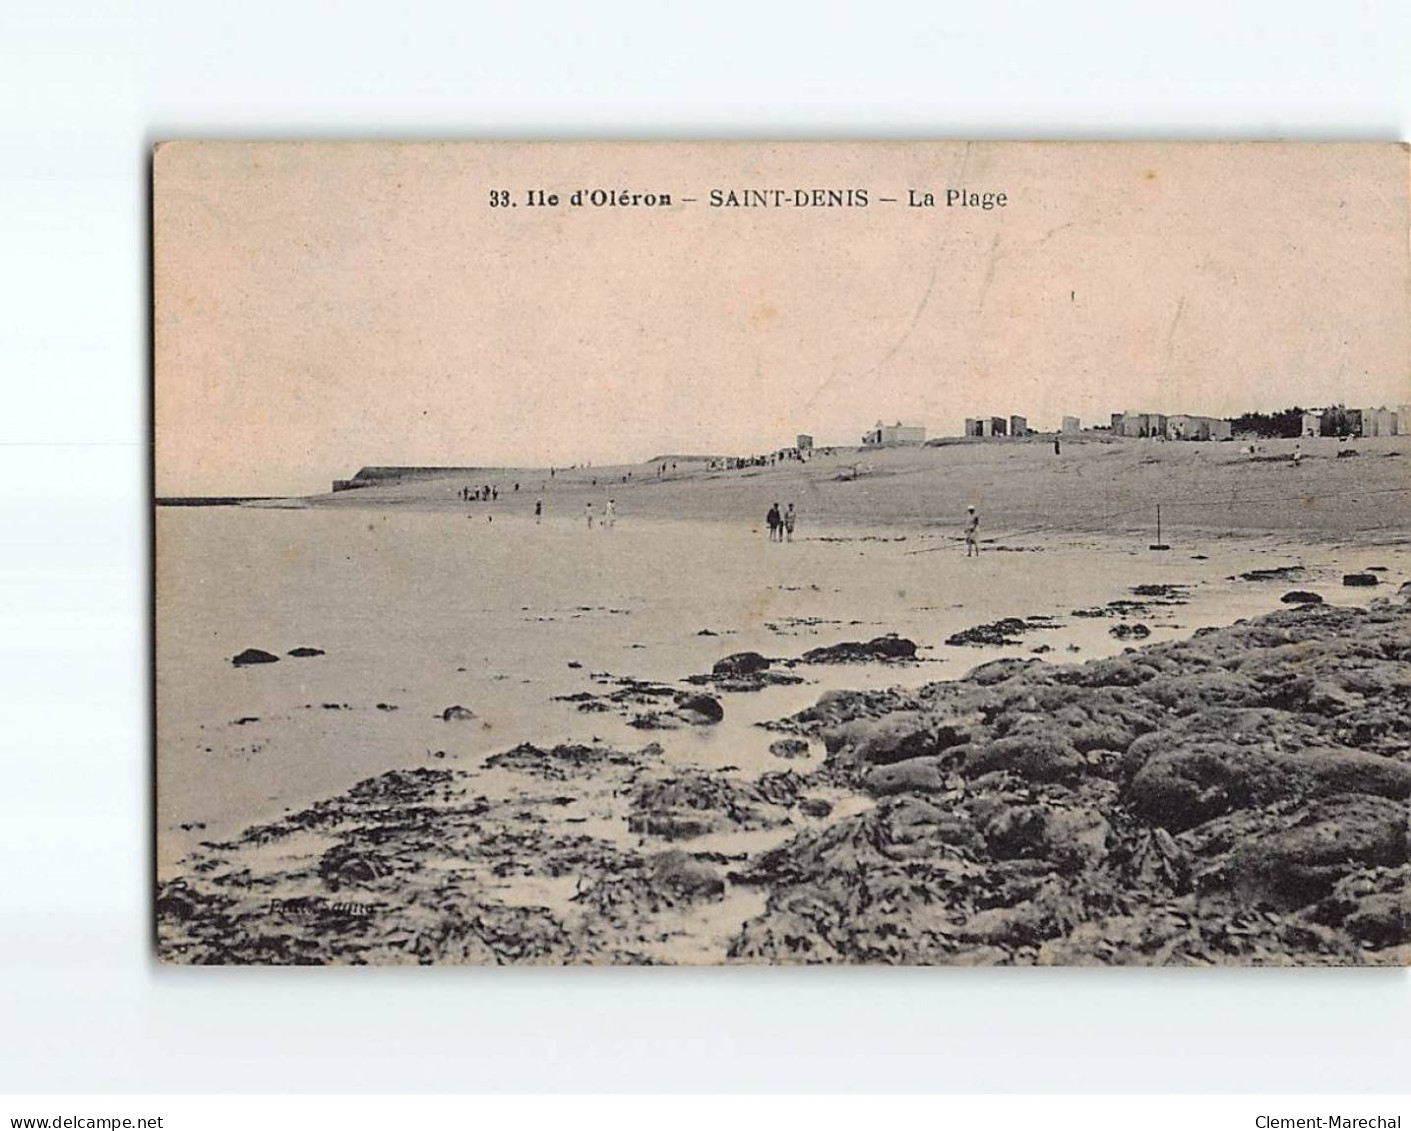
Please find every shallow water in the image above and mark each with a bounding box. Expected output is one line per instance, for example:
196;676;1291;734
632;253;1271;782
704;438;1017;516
156;507;1408;872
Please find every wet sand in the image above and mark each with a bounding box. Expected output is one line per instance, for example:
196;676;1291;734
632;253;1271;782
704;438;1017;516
156;488;1410;964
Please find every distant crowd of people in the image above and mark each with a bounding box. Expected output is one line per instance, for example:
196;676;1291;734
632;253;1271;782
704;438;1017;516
708;445;829;472
461;482;522;502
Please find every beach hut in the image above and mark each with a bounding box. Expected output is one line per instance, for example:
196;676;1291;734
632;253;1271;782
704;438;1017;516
1363;407;1399;437
863;420;927;445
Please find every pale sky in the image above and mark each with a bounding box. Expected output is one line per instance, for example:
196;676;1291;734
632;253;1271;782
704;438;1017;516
155;141;1410;496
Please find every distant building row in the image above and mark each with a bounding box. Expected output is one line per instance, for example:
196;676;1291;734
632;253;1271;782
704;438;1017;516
1301;406;1408;438
835;403;1408;451
1110;412;1232;441
963;415;1029;438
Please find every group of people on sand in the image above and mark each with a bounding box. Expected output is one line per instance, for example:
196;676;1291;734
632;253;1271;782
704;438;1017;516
763;500;980;554
462;484;498;502
585;499;617;530
765;502;797;542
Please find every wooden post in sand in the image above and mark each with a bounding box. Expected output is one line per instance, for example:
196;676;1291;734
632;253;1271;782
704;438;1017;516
1150;503;1170;551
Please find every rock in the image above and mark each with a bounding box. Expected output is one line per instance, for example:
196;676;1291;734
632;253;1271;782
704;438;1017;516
864;756;952;796
699;652;804;692
1343;573;1379;587
630;771;802;839
965;657;1040;686
1235;567;1305;582
1343;895;1406;949
1116;827;1192;894
1230;794;1409;907
154;883;200;922
1131;584;1190;601
627;712;679;730
963;734;1086;785
1127;742;1411;832
712;652;771;677
441;705;476;721
484;741;651;780
287;646;325;657
826;713;970;769
1280;591;1324;605
801;634;917;663
984;804;1110;873
768;737;811;759
231;648;279;666
649;850;726;899
798;798;834;818
318;845;387;890
1109;622;1151;640
947;618;1031;647
673;692;724;724
729;599;1411;965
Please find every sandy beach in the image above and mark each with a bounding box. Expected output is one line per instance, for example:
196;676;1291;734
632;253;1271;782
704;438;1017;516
155;436;1411;964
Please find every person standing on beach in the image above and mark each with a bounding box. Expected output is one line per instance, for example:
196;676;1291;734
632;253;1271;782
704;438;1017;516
604;499;616;528
965;505;980;557
784;503;796;542
766;503;781;542
534;497;543;524
586;501;595;530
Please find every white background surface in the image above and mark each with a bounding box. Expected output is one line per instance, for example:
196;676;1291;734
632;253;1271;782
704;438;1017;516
1;0;1409;1095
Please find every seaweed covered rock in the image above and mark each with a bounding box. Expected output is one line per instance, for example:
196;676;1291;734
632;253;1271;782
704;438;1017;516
801;635;917;664
628;770;804;839
735;598;1411;965
1227;794;1408;907
1125;734;1411;831
484;741;656;780
824;711;972;771
864;756;953;796
963;734;1086;785
649;850;727;899
713;652;771;677
768;737;811;760
673;692;724;724
947;618;1031;647
694;652;805;692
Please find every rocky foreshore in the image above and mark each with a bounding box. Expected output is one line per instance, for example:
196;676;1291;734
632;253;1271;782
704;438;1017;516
732;598;1410;964
157;597;1409;965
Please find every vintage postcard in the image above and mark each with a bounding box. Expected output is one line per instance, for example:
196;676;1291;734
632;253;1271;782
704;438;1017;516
154;141;1410;965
